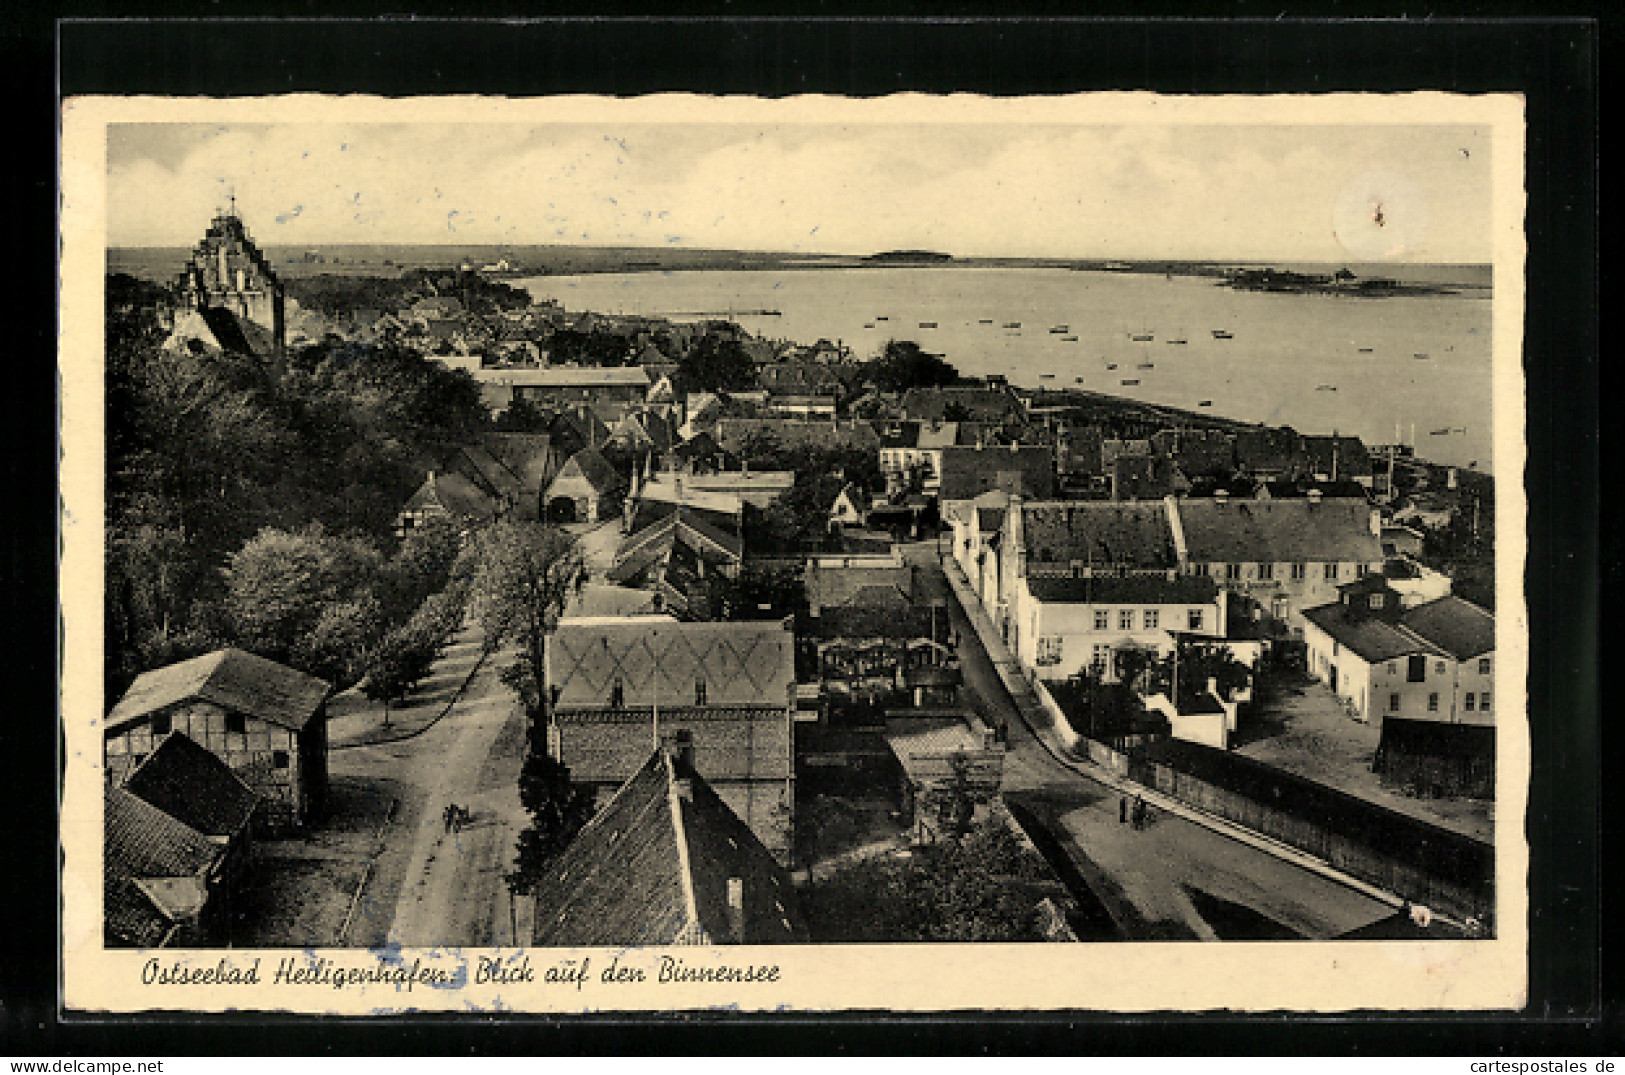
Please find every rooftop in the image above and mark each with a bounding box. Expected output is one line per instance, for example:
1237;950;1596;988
530;749;808;946
1176;497;1382;564
1020;500;1178;571
1400;596;1496;661
549;617;795;710
108;649;330;735
122;732;259;839
1026;574;1219;606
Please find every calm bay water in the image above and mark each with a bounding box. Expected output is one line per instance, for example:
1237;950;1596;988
521;267;1495;472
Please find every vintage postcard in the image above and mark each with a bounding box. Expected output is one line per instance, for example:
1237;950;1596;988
61;91;1527;1013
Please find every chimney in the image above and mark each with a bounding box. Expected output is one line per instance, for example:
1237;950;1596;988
662;727;694;770
725;878;746;943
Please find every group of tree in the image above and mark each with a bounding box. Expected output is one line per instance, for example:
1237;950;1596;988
862;339;961;394
105;274;489;697
803;819;1053;942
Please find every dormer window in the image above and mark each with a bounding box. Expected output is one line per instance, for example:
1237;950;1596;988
1370;594;1385;609
694;679;707;705
610;678;625;708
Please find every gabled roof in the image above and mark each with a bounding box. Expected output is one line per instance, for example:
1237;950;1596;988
1301;603;1450;664
1026;574;1219;606
901;386;1026;423
105;785;222;881
530;750;808;946
1020;500;1178;571
401;470;504;524
123;733;259;839
549;617;795;709
1176;497;1382;564
549;447;624;496
939;445;1056;502
471;366;651;388
108;649;330;734
610;502;745;585
1400;596;1496;661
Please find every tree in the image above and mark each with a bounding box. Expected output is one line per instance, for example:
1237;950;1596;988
507;745;596;895
1148;641;1252;709
679;333;758;393
221;525;384;664
290;595;385;689
464;521;584;718
360;623;437;723
864;339;960;393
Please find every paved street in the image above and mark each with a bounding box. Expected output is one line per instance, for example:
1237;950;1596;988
899;541;1396;941
328;636;530;948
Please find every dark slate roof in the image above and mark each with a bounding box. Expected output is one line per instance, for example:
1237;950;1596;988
1020;501;1178;570
550;617;795;710
938;445;1056;502
1301;603;1449;664
108;649;330;734
123;732;259;839
480;432;557;493
531;750;808;946
551;447;623;495
809;605;938;642
105;876;178;947
901;386;1026;423
401;470;504;524
1400;596;1496;661
105;785;221;880
1176;497;1382;564
1026;574;1219;605
198;307;259;355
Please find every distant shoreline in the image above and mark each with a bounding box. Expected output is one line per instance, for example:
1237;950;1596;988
106;245;1493;292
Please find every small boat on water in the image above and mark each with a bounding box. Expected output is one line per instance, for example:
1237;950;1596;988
1061;335;1078;342
863;323;875;328
1212;330;1233;339
1414;352;1431;359
1167;337;1188;345
1106;363;1118;370
1121;378;1141;386
1136;362;1155;370
1075;377;1086;384
1430;428;1451;436
1316;384;1338;392
1050;325;1070;334
1003;321;1021;329
1040;373;1056;380
1357;347;1374;353
876;315;888;320
1130;333;1154;342
978;318;994;324
1198;400;1213;407
919;322;938;329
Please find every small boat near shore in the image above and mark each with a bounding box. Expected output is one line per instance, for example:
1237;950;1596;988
1357;346;1374;353
1061;335;1078;342
1212;330;1233;339
1130;333;1154;342
978;318;994;324
1316;384;1338;392
1198;400;1213;407
1003;321;1021;329
1049;325;1070;334
1167;337;1188;345
1121;378;1141;386
919;321;938;329
1414;352;1431;359
1136;362;1155;370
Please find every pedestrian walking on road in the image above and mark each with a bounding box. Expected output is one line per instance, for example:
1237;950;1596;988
443;804;454;834
1119;797;1128;824
1131;795;1145;830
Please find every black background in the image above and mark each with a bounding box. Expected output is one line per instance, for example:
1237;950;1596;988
6;11;1605;1056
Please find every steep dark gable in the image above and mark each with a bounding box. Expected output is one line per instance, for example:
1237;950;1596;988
123;732;259;839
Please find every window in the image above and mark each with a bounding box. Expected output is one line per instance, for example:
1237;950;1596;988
1225;563;1242;580
1389;693;1401;712
1387;662;1398;675
1090;644;1111;672
1370;594;1385;609
1464;693;1476;712
1435;661;1447;676
1258;563;1274;581
1291;563;1307;581
1193;563;1210;577
694;679;707;706
1324;563;1339;580
226;713;247;735
1478;658;1492;675
1332;640;1340;657
1356;563;1370;577
1480;692;1491;712
1118;609;1135;631
1407;655;1427;682
151;714;171;736
610;678;625;708
1093;610;1109;631
1187;609;1204;632
1037;636;1063;664
1427;692;1440;712
272;750;290;769
1143;609;1159;631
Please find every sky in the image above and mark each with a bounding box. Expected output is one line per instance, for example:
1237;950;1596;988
106;121;1495;262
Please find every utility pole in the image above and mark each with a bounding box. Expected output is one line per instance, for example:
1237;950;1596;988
651;630;661;750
